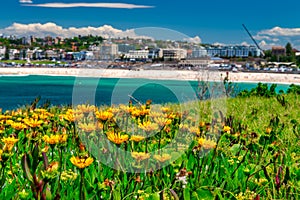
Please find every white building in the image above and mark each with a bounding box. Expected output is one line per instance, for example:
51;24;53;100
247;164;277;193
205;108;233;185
125;50;149;59
206;45;261;57
162;48;187;60
99;43;118;60
179;57;211;68
0;46;6;59
191;46;208;58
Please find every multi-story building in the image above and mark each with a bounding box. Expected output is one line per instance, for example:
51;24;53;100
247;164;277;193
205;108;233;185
9;49;20;60
118;44;135;54
148;48;161;59
272;46;286;56
125;50;149;60
99;43;118;60
191;46;208;58
162;48;187;60
45;50;59;60
206;45;261;57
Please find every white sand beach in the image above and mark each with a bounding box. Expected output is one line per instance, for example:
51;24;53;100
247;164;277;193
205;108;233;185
0;67;299;84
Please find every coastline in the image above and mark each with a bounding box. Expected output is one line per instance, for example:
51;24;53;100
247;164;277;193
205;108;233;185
0;67;300;85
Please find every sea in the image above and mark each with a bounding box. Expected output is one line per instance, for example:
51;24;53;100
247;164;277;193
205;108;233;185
0;75;292;111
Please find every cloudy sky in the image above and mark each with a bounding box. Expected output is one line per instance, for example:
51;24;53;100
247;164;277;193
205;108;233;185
1;0;300;49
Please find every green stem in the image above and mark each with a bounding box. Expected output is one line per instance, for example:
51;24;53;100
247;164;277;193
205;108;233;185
79;169;85;200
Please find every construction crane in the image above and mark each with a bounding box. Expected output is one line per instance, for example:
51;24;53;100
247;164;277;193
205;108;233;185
242;24;265;57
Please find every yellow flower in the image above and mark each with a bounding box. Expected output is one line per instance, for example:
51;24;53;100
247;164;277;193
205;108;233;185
131;152;150;161
76;104;96;113
46;161;59;172
154;117;172;127
161;107;171;113
139;106;150;116
107;131;129;145
78;122;96;133
42;145;49;153
62;109;75;122
130;107;141;118
138;121;159;133
189;126;200;136
223;126;231;133
198;138;217;149
2;136;19;152
130;135;145;142
0;115;12;120
11;122;27;130
153;154;172;162
43;134;60;145
266;127;272;134
43;134;67;145
199;121;205;128
95;110;113;122
5;120;14;126
24;118;43;128
198;138;205;146
70;156;94;168
59;134;68;143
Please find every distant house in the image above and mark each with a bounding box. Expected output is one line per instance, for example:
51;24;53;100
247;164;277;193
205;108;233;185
271;46;286;56
125;50;149;60
99;43;118;60
162;48;187;61
0;46;6;59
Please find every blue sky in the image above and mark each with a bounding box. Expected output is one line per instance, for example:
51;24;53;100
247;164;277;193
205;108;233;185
2;0;300;49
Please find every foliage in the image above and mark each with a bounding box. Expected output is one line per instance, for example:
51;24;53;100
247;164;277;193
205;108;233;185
287;84;300;95
0;93;299;199
238;82;278;98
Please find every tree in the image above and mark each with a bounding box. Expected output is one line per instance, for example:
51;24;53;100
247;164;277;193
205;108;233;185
285;42;293;56
285;42;296;62
4;48;9;60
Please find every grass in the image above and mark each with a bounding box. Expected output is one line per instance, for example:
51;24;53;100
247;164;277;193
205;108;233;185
0;93;299;199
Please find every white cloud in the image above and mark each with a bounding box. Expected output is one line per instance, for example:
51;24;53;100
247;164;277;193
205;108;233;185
212;42;226;46
19;0;32;3
259;40;277;50
258;26;300;37
184;36;201;44
0;22;154;39
0;23;202;42
240;42;250;46
22;2;154;9
251;26;300;50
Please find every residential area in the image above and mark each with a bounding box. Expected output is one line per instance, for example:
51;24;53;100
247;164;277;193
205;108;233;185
0;34;300;73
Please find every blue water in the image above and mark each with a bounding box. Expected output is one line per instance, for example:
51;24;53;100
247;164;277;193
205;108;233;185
0;75;292;111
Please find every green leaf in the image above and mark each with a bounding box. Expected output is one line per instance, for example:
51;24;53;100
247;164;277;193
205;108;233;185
184;188;191;200
112;186;121;200
45;187;52;200
3;179;17;200
21;153;33;183
191;191;200;200
148;192;160;200
187;154;195;170
196;188;213;200
32;143;40;172
230;144;241;155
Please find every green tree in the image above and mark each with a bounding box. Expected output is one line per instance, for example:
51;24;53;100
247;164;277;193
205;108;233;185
285;42;293;56
4;48;9;60
285;42;295;62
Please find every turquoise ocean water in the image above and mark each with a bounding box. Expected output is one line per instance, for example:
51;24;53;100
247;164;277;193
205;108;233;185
0;75;292;111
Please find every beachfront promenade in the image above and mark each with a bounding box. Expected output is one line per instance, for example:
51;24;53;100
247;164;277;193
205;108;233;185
0;67;300;84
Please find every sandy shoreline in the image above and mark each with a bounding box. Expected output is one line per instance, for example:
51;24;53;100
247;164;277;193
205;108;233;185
0;67;300;84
